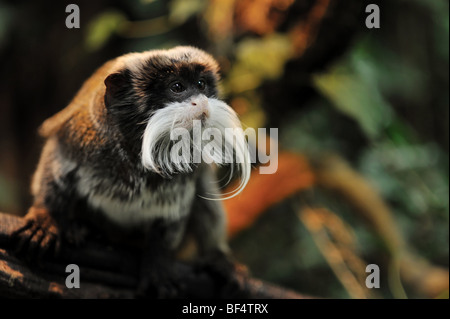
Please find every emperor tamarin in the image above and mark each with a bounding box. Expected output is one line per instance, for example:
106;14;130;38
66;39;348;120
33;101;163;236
13;46;251;297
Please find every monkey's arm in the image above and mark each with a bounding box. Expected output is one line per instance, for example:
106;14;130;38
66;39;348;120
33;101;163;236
189;165;229;256
187;165;248;297
12;137;82;258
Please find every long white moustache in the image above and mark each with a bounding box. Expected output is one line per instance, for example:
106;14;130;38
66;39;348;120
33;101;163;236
141;97;251;199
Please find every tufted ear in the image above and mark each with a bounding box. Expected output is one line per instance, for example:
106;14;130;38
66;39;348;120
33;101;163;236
104;70;132;108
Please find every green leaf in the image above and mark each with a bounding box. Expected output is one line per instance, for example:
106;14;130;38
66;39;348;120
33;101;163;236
313;64;393;140
225;34;293;94
169;0;206;25
85;10;126;51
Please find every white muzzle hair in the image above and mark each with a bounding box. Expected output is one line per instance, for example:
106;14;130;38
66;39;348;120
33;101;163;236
141;95;251;199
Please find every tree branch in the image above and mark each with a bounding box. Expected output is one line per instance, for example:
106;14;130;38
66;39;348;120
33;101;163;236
0;212;310;299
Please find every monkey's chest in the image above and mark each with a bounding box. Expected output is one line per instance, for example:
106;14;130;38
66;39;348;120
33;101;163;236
76;170;196;227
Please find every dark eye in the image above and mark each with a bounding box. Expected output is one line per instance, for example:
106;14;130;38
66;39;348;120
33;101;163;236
197;79;206;91
170;82;185;93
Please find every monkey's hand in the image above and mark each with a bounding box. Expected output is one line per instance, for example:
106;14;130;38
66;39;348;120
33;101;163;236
196;250;249;298
137;251;184;299
11;207;62;260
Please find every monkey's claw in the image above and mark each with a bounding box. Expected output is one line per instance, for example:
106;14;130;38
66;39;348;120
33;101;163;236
196;250;247;298
11;208;61;261
138;273;181;299
137;257;184;299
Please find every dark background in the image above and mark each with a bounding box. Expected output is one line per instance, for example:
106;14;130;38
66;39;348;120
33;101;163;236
0;0;448;298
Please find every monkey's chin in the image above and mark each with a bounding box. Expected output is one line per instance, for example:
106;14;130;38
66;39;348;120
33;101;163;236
141;98;251;199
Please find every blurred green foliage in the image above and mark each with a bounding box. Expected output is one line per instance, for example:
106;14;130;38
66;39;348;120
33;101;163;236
0;0;447;299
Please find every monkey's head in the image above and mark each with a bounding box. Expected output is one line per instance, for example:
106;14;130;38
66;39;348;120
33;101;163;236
104;46;250;197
